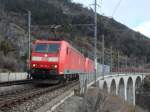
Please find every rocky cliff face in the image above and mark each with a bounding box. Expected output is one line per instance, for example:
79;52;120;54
0;9;28;71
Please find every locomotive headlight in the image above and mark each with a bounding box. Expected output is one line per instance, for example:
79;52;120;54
51;64;58;69
33;64;36;67
54;65;58;68
45;54;48;57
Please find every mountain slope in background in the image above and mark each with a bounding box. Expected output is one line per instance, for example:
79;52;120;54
0;0;150;71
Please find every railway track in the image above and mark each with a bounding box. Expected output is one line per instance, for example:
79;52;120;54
0;79;33;87
0;81;78;110
0;84;37;97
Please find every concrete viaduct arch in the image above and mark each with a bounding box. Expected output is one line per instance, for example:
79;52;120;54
110;79;116;95
127;77;133;104
99;74;143;105
118;78;125;99
103;81;108;93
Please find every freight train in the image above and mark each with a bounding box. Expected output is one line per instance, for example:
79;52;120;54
30;40;95;83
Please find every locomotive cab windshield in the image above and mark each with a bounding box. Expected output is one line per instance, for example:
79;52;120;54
34;43;60;53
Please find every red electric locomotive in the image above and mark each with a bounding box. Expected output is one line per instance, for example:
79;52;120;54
30;40;87;83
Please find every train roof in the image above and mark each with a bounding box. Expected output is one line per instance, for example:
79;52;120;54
33;40;87;58
34;40;65;44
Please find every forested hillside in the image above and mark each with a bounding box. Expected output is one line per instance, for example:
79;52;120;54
0;0;150;71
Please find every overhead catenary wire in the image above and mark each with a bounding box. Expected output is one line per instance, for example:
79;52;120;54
111;0;123;17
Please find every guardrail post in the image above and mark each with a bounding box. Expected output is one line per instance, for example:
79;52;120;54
0;73;2;82
15;73;17;81
8;72;10;82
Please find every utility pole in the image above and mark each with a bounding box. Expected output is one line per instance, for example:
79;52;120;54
126;57;128;73
102;34;105;79
144;57;147;73
110;46;113;72
28;11;31;70
94;0;97;84
117;51;119;73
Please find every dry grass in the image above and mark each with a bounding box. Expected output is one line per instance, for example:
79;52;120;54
80;87;148;112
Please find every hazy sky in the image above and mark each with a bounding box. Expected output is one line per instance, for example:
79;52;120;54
72;0;150;37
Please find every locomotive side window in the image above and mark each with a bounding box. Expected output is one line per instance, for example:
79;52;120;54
35;44;47;52
48;44;60;53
